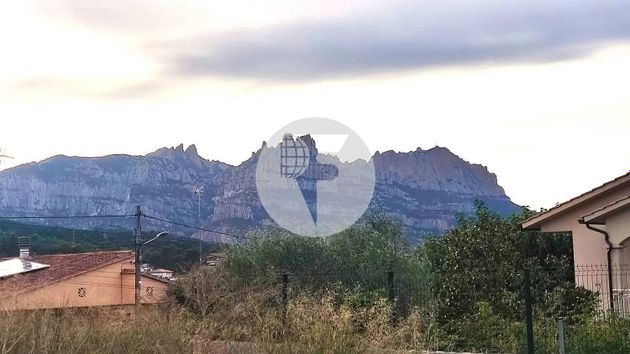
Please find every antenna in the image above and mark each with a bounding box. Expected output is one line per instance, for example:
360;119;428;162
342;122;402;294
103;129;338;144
193;185;205;264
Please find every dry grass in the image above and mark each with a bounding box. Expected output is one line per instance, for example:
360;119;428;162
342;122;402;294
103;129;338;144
191;289;433;354
1;270;435;354
0;306;194;354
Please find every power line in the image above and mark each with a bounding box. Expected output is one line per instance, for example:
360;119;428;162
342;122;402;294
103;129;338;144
0;212;239;244
0;214;132;219
0;218;222;247
141;214;251;241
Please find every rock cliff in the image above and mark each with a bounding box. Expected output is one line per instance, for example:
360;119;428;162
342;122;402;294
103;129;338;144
0;141;519;244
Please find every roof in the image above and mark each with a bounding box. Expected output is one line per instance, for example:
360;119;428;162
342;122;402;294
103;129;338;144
149;268;174;273
580;195;630;224
522;172;630;230
0;251;133;298
0;258;50;278
142;272;170;284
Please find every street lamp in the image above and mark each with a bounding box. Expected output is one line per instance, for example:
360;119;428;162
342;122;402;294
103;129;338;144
136;231;169;306
142;231;169;246
139;231;169;265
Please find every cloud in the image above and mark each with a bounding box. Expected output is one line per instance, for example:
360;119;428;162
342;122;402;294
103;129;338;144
160;0;630;81
6;78;168;100
40;0;200;33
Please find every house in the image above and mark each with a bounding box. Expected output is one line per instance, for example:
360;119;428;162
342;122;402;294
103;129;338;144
0;249;169;311
522;172;630;310
147;268;175;280
205;252;225;267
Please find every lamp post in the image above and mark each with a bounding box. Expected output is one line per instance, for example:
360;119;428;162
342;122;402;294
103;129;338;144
135;230;169;307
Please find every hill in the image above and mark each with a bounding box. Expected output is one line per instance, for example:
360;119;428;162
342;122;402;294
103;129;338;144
0;141;519;244
0;221;220;271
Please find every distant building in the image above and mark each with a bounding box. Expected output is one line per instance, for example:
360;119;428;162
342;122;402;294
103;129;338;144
147;268;175;280
205;252;225;267
0;250;169;311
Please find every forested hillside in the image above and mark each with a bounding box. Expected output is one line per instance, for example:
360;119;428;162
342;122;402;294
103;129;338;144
0;221;222;271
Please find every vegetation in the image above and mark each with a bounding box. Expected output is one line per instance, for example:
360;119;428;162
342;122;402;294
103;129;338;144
2;204;629;353
0;307;194;354
0;221;222;271
169;205;602;352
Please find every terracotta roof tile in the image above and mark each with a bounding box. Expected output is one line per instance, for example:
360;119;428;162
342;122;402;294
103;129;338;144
0;251;133;298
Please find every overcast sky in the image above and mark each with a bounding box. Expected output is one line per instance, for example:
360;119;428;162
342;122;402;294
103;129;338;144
0;0;629;210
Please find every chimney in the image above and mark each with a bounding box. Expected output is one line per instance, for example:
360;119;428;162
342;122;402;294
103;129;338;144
18;236;30;259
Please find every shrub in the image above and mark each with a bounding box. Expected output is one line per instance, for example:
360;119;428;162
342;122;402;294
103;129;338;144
567;316;630;354
538;282;598;323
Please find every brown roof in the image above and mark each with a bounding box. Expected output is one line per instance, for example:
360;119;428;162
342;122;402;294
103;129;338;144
580;195;630;224
0;251;133;298
522;172;630;229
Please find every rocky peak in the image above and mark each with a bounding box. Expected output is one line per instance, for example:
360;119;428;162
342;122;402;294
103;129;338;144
373;146;505;197
185;144;198;156
0;139;519;244
148;144;207;169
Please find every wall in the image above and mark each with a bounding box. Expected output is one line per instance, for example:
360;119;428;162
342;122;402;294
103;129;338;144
0;260;168;311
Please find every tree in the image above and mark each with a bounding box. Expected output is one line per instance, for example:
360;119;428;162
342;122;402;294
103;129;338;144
421;201;581;322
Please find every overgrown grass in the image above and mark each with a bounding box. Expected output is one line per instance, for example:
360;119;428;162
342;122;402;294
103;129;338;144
3;294;630;353
0;306;194;354
191;287;435;354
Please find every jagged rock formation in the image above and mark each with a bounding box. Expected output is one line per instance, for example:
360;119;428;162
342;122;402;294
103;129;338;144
0;144;230;233
0;141;519;244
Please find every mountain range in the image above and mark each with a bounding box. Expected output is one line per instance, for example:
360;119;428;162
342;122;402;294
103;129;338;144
0;140;520;244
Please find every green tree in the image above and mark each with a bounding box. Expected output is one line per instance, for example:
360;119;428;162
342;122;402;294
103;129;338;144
421;201;586;322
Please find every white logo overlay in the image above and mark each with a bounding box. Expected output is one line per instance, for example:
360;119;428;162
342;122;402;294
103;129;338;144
255;118;375;237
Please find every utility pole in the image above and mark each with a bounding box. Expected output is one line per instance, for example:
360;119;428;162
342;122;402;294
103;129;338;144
134;205;142;308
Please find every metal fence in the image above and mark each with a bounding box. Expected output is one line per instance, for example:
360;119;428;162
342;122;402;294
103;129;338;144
575;264;630;316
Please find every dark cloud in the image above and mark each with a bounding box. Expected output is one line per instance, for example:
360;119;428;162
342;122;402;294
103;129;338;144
161;0;630;81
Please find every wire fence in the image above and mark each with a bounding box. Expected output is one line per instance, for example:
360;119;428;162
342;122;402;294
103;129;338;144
177;263;630;353
4;212;630;352
575;264;630;317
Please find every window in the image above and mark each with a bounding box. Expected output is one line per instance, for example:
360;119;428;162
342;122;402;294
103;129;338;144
146;287;154;296
78;287;86;297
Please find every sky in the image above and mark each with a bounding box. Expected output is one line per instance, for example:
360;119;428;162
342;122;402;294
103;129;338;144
0;0;629;210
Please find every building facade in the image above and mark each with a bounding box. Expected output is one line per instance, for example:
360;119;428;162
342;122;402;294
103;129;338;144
0;250;169;311
522;172;630;311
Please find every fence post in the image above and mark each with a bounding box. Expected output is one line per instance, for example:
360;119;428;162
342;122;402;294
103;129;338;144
387;270;395;302
524;268;535;354
387;270;397;322
281;272;289;324
557;319;565;354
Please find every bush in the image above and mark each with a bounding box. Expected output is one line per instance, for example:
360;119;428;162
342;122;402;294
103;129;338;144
223;220;434;313
538;282;598;323
567;316;630;354
448;302;524;353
